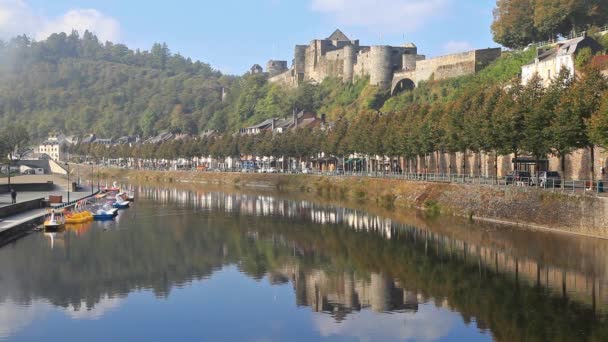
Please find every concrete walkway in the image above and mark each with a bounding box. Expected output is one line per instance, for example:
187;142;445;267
0;208;47;233
0;185;96;233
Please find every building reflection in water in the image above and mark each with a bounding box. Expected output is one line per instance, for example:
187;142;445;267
135;185;608;321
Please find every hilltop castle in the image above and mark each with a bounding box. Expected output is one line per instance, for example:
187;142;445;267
260;30;502;94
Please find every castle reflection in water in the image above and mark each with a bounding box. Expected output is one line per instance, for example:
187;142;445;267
136;186;608;320
138;187;432;319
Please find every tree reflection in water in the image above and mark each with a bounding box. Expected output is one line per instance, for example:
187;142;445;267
0;185;606;341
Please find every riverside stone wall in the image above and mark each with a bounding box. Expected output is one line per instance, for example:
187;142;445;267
116;170;608;238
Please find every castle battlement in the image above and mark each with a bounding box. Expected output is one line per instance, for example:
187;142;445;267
260;29;502;94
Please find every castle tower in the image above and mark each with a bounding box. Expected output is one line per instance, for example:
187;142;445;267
267;60;288;77
294;45;307;81
369;46;393;87
343;45;356;83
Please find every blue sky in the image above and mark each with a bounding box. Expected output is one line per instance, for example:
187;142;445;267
0;0;498;74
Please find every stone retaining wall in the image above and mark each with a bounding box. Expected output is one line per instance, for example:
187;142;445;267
117;170;608;238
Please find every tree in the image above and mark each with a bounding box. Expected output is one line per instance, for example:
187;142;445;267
494;81;525;170
520;74;550;181
0;123;29;186
588;93;608;148
492;0;608;48
492;0;539;49
546;67;575;172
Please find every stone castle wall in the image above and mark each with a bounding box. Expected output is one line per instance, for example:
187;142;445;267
266;31;501;92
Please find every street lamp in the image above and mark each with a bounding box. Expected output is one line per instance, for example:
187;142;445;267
89;162;94;196
65;162;70;203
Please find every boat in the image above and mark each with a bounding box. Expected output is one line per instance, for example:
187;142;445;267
44;210;65;230
102;181;121;193
120;191;135;202
112;198;130;209
64;201;94;224
92;208;119;220
65;211;93;224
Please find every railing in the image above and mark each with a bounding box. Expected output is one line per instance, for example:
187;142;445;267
53;190;101;210
172;168;608;196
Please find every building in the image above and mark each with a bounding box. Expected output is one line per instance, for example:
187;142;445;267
521;35;603;86
240;111;326;135
265;29;502;93
239;118;277;135
37;141;64;161
94;138;114;146
81;134;96;144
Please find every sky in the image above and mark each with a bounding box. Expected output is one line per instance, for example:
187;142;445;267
0;0;498;74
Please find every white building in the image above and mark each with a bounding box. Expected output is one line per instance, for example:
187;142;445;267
38;141;64;161
521;35;602;86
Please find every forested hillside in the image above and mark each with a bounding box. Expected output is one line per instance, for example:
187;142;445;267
0;27;607;142
0;31;233;139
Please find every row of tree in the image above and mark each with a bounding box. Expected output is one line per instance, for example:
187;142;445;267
492;0;608;48
68;66;608;180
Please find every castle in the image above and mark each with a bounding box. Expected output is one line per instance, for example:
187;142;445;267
261;30;502;94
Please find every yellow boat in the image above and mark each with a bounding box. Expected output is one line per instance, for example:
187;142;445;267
65;211;93;224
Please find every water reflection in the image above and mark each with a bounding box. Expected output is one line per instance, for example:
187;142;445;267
139;186;608;315
0;185;606;341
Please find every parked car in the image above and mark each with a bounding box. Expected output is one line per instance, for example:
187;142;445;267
335;167;344;175
505;171;532;185
531;171;562;188
302;167;312;174
266;167;278;173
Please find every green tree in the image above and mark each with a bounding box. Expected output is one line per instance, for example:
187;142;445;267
520;74;550;180
588;91;608;148
492;0;539;49
0;123;29;186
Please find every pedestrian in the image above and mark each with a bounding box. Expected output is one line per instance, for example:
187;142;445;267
10;188;17;204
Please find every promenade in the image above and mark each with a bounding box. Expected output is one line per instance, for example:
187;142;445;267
0;174;96;238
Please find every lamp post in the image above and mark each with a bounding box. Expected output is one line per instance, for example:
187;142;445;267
65;162;70;203
89;162;94;196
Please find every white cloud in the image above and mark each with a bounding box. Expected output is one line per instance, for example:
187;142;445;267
442;40;474;54
0;0;120;42
0;300;52;339
312;303;457;342
63;294;123;320
311;0;450;33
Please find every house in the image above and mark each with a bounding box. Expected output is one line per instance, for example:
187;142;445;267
240;118;278;135
94;138;114;146
522;35;603;86
118;136;138;145
38;140;65;161
81;134;96;144
145;132;175;144
240;111;327;135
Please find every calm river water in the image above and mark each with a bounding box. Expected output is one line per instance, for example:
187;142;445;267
0;185;607;341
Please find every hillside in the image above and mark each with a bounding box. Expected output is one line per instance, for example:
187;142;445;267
0;32;233;139
0;30;587;141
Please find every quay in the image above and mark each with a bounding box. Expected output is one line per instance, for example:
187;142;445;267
0;175;99;246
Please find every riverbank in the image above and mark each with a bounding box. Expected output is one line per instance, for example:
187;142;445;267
101;169;608;238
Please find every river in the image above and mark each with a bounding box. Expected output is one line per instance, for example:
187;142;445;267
0;184;606;341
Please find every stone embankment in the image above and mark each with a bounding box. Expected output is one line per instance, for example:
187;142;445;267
106;169;608;239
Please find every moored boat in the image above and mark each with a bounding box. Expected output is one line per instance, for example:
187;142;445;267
44;210;65;230
113;199;130;209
